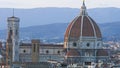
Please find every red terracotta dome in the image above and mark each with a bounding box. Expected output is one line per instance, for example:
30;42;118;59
64;1;102;42
66;49;80;57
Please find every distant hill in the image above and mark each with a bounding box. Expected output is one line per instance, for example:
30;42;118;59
0;22;120;43
100;22;120;41
0;7;120;29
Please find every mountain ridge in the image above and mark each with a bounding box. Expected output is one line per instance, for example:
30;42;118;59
0;22;120;43
0;7;120;29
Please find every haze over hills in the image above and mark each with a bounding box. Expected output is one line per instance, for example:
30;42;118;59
0;7;120;42
0;22;120;43
0;7;120;29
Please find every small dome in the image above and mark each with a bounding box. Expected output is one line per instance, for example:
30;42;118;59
96;49;109;56
66;49;80;57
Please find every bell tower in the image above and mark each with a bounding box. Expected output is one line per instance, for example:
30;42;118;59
31;39;40;62
6;9;20;67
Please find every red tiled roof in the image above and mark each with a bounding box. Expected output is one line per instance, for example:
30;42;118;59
96;49;108;56
66;49;80;57
20;43;63;48
64;15;102;42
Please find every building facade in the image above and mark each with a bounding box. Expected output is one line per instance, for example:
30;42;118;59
6;15;20;68
64;1;110;68
4;0;110;68
19;40;64;63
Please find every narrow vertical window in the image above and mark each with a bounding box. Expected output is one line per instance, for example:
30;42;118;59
16;30;18;35
10;30;12;35
37;44;39;52
33;44;36;52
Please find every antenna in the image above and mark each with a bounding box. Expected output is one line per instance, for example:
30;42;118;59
83;0;85;2
83;0;85;6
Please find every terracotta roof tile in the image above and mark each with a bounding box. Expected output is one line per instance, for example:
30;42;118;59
64;15;102;42
96;49;108;56
66;49;80;57
20;43;63;48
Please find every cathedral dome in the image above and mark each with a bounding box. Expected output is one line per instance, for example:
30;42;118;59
64;1;101;42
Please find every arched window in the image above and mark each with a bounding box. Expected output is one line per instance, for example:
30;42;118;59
73;42;77;47
87;43;90;47
58;51;60;54
23;50;26;53
10;30;12;34
33;44;36;52
97;43;100;46
46;50;49;54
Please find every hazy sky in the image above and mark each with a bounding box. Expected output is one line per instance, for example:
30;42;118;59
0;0;119;8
